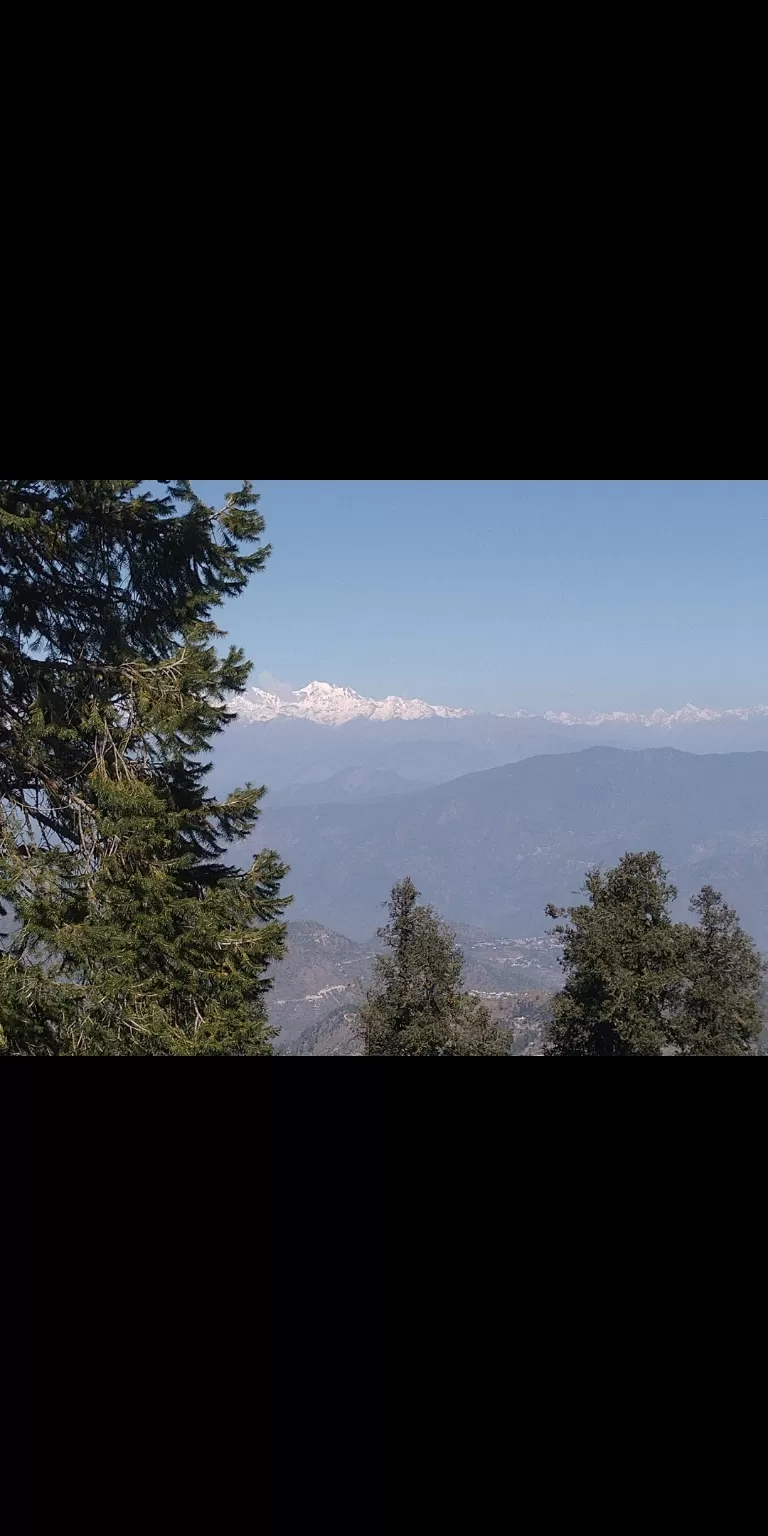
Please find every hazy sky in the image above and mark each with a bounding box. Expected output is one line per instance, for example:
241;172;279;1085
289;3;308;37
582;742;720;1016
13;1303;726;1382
190;479;768;714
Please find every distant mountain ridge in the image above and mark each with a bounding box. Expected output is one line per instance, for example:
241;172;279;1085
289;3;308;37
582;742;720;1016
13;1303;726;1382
235;679;768;730
269;766;423;807
237;680;471;725
211;684;768;803
251;746;768;948
544;702;768;728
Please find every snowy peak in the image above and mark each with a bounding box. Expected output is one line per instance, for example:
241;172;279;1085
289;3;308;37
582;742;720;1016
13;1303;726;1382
543;703;768;728
234;682;768;730
235;681;473;726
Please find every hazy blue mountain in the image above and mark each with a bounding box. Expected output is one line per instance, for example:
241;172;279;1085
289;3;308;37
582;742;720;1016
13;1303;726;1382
209;715;598;797
211;705;768;802
251;748;768;947
268;766;424;807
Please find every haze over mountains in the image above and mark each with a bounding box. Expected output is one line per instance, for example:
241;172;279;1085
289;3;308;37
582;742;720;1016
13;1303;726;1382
209;680;768;969
212;681;768;801
268;766;423;808
247;747;768;951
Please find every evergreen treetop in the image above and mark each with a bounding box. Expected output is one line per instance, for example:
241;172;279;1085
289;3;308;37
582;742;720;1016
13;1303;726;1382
360;878;509;1056
545;853;765;1057
671;885;764;1056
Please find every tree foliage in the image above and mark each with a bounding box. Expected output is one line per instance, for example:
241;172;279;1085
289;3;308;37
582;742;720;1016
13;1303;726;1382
545;853;765;1057
0;479;266;825
0;479;289;1055
670;886;764;1056
360;878;509;1056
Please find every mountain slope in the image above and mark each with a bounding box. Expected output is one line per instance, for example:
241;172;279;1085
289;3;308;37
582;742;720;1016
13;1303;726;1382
210;714;596;796
269;767;423;807
252;748;768;946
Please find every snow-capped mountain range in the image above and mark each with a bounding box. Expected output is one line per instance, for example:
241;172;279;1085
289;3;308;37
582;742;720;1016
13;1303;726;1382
236;681;472;725
543;704;768;727
234;681;768;730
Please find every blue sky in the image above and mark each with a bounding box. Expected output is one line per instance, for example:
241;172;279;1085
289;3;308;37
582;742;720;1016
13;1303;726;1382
190;480;768;715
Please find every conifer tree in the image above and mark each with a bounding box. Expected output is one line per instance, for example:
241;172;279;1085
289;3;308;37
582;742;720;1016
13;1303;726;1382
360;878;508;1056
0;480;289;1055
670;886;765;1057
545;852;684;1056
545;855;766;1057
